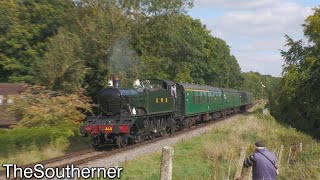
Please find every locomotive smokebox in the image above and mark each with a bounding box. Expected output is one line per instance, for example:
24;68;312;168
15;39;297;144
112;75;121;88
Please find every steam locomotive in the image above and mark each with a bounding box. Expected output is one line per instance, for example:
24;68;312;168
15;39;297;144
80;77;254;150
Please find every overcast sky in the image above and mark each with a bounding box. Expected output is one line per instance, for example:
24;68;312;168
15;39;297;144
188;0;319;77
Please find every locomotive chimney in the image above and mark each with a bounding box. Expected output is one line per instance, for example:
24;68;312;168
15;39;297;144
112;75;121;88
107;77;113;87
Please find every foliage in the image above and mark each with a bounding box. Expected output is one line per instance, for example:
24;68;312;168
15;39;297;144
240;72;280;99
0;0;248;95
0;86;92;160
74;0;134;94
268;7;320;139
34;30;86;94
132;13;242;88
0;125;74;158
132;14;205;82
0;0;74;82
7;86;92;127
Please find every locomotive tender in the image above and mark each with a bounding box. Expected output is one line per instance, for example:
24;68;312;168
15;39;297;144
81;78;254;150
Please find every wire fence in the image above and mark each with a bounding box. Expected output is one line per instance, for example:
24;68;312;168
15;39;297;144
160;141;319;180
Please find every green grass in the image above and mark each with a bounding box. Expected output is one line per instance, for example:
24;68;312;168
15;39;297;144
120;104;320;179
0;124;90;168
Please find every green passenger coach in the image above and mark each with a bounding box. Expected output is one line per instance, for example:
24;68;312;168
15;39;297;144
221;88;241;109
178;83;223;116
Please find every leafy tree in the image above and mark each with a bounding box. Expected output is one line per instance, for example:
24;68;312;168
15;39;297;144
0;0;74;82
190;35;242;88
131;14;204;82
269;7;320;138
2;0;246;97
241;72;280;99
34;30;86;94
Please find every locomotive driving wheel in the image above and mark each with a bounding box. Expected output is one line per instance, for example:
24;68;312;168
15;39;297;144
166;118;176;134
91;134;101;151
136;134;145;143
116;135;128;148
166;126;175;134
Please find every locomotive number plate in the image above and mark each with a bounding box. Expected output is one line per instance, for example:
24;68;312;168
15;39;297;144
105;126;113;131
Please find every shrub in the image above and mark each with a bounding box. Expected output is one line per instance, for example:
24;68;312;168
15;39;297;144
8;86;92;127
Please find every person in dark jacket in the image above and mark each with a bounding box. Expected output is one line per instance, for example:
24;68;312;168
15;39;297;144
244;141;278;180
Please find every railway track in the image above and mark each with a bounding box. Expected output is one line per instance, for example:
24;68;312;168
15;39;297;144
0;101;260;179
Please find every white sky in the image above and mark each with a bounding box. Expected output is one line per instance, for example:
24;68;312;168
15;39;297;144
188;0;319;77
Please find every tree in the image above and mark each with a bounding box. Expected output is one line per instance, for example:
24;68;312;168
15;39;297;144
34;30;86;94
0;0;74;82
8;86;91;127
269;7;320;138
131;14;204;82
241;72;280;99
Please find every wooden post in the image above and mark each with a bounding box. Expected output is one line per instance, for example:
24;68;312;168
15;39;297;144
299;143;302;152
241;165;252;180
160;146;174;180
214;158;219;180
227;159;231;180
234;147;247;180
246;167;252;180
286;146;292;167
276;145;284;169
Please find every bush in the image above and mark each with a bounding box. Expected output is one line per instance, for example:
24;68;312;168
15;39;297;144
8;86;92;127
0;125;76;157
1;86;92;159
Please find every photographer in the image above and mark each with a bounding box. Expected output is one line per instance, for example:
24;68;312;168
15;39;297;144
243;141;278;180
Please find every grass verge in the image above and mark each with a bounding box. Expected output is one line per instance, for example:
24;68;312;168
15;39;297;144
120;104;320;179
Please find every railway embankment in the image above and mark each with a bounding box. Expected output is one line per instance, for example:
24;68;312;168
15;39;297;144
120;103;320;179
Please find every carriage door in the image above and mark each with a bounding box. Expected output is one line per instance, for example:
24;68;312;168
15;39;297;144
174;84;184;117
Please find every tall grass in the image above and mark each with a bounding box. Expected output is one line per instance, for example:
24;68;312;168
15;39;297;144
120;104;319;179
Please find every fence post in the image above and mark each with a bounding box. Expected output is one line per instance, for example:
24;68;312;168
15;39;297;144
213;158;220;180
234;147;247;180
160;146;174;180
246;167;252;180
227;159;231;180
286;146;292;167
276;145;284;169
299;143;302;152
241;165;252;180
